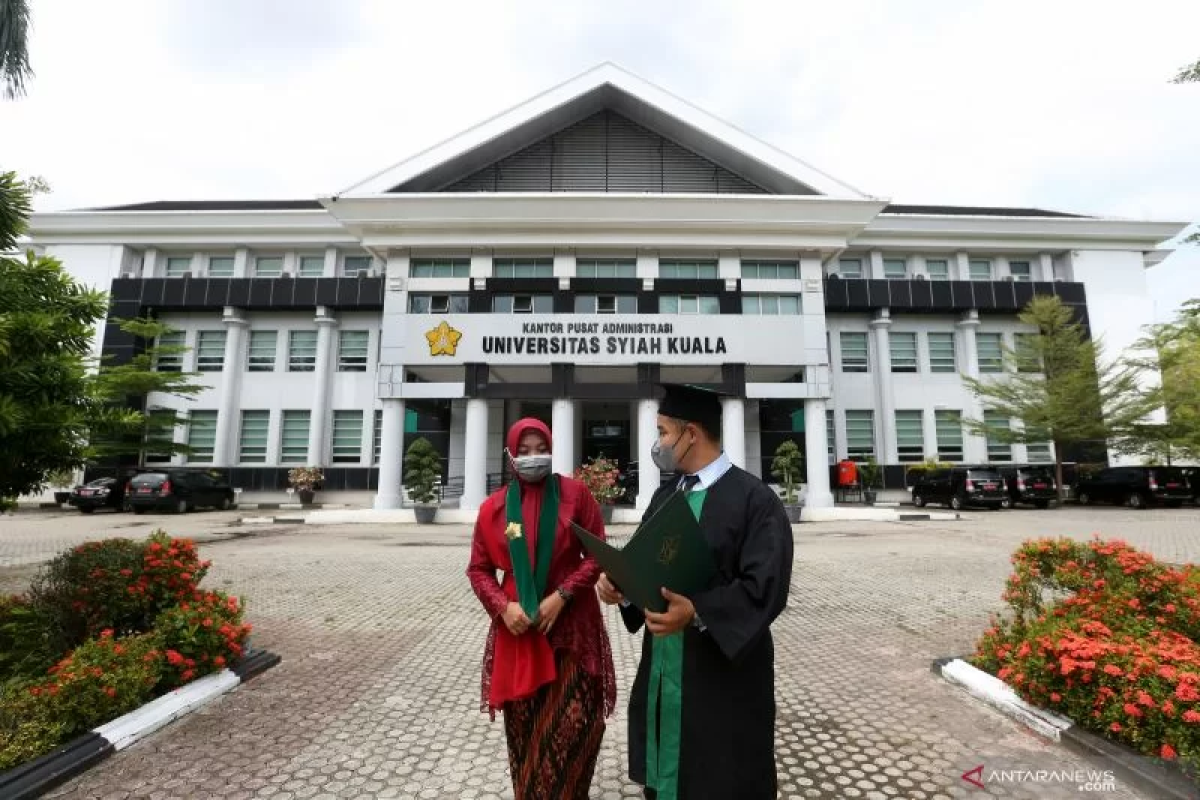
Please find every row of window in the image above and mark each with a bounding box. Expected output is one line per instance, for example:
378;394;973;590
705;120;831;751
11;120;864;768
407;293;802;315
825;409;1052;464
409;257;801;281
177;409;384;465
161;253;374;279
834;256;1036;282
837;331;1038;374
156;330;371;373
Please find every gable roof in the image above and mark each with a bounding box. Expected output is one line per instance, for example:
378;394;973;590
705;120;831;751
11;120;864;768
341;63;867;198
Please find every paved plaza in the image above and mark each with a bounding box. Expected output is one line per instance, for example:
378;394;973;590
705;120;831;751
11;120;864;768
4;505;1200;799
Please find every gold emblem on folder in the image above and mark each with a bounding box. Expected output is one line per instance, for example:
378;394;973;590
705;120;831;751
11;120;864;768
657;536;680;566
505;522;523;540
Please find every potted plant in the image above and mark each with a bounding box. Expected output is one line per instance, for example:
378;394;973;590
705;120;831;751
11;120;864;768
575;455;623;524
770;440;805;523
858;458;882;505
404;437;442;523
287;466;323;505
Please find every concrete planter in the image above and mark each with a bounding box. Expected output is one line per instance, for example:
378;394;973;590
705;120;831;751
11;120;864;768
783;504;803;524
413;505;438;524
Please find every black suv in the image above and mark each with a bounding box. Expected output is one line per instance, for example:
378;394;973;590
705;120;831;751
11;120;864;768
126;469;236;514
68;477;130;514
995;465;1058;509
1074;466;1191;509
911;466;1008;510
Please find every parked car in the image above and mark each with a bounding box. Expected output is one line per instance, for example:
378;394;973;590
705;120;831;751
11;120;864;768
911;466;1008;510
995;465;1058;509
1182;467;1200;506
126;469;236;514
1074;466;1192;509
68;477;130;514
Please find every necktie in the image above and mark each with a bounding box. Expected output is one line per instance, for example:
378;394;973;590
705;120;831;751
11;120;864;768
681;474;700;492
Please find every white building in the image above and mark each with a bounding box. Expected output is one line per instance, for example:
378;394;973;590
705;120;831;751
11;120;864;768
28;64;1187;516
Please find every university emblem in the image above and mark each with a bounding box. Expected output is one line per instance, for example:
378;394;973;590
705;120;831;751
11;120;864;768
425;321;463;357
505;522;523;540
657;536;680;566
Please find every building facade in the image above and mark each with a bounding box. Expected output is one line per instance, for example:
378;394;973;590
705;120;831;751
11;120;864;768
28;65;1186;514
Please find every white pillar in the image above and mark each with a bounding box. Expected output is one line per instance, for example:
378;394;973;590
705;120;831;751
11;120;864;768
307;308;338;466
461;398;490;510
212;308;248;467
957;310;986;462
804;399;835;508
870;309;897;465
636;398;660;511
721;397;746;468
374;399;405;509
551;399;576;476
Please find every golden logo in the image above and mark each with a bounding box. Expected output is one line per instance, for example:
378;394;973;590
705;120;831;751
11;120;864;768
505;522;523;541
425;321;463;357
657;536;680;566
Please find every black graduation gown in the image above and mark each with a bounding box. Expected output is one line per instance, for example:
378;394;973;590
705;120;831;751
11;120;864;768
620;466;794;800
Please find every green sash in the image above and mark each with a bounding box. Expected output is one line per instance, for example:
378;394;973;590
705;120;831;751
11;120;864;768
646;488;706;800
505;476;560;621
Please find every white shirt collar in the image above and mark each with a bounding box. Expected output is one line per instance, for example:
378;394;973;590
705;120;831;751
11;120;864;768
679;451;733;490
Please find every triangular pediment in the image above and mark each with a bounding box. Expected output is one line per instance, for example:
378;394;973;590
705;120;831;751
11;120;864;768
343;64;866;198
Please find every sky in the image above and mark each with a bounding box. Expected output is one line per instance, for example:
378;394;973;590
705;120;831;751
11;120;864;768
2;0;1197;321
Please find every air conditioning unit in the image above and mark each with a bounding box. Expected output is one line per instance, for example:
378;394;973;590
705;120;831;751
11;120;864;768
828;273;842;280
1003;276;1015;282
914;274;928;281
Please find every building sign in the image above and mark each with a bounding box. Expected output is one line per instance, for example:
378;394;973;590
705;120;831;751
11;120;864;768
405;314;815;366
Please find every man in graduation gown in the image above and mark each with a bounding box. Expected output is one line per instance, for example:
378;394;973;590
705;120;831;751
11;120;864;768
597;383;794;800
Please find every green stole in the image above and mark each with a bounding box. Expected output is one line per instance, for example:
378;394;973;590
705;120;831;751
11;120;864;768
646;488;706;800
504;476;560;620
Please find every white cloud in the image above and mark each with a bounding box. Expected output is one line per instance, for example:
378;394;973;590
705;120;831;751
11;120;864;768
3;0;1197;318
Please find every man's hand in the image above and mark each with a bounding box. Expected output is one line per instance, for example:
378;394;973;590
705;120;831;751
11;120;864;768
501;601;533;636
536;592;566;635
644;588;695;636
596;572;625;605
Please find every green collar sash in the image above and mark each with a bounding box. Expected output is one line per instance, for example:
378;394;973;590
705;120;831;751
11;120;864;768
504;476;560;620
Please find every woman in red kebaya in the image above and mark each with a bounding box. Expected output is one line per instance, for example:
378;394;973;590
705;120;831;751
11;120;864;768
466;417;615;800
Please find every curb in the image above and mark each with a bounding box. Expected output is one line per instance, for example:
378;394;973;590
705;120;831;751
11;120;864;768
0;649;281;800
934;656;1197;799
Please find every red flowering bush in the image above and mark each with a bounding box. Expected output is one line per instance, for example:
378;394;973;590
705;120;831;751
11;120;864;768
153;590;250;690
574;456;623;505
974;537;1200;772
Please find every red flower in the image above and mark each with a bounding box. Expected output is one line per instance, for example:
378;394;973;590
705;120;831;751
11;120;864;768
1110;722;1122;732
103;687;116;698
1161;743;1177;760
181;669;195;682
1183;710;1200;724
213;656;226;668
166;649;185;666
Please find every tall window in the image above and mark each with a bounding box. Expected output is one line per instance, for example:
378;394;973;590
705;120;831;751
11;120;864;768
925;260;950;281
254;256;283;278
742;295;801;315
837;259;863;278
288;331;317;372
247;331;277;372
1014;333;1041;373
493;295;553;313
238;410;270;463
195;331;226;372
165;256;192;277
976;333;1004;373
411;258;470;278
659;260;718;279
826;409;836;463
927;332;957;373
741;260;799;280
840;332;869;372
1026;442;1053;463
373;409;382;464
1009;261;1032;282
280;411;310;463
298;255;325;278
883;258;907;279
338;331;370;372
208;256;235;278
575;295;636;314
889;332;918;372
935;411;964;461
186;411;218;462
409;294;469;313
154;331;185;372
342;255;372;277
331;411;364;463
576;259;636;278
984;411;1013;462
845;411;875;460
659;295;720;314
895;411;925;462
969;259;993;281
493;258;553;278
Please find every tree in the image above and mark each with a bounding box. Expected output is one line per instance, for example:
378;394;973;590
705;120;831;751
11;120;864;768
403;437;441;505
0;0;33;100
1174;58;1200;83
85;318;206;465
962;296;1150;500
770;440;804;505
0;172;108;508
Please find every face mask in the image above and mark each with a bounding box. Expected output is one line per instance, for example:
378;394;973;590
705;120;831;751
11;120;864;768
651;427;693;474
508;451;552;482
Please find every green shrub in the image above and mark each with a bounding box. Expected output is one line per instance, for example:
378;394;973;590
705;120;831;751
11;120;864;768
154;590;251;690
0;595;57;682
404;437;441;505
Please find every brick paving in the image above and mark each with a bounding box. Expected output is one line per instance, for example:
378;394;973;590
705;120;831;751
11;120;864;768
3;505;1199;798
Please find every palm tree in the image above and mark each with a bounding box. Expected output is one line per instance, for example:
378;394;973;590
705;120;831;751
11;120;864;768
1;0;33;100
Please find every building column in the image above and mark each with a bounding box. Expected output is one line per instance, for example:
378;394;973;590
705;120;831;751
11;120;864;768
461;398;490;511
551;399;577;475
804;399;834;508
636;398;660;512
212;307;248;467
307;308;338;466
957;309;986;462
374;399;405;509
721;397;746;468
870;309;897;464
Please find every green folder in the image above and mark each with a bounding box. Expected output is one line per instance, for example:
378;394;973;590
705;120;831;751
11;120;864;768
571;490;716;613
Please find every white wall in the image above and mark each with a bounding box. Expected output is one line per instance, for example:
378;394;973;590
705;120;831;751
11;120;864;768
44;244;128;363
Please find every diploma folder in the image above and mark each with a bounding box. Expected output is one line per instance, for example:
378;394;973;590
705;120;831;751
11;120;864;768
571;490;716;613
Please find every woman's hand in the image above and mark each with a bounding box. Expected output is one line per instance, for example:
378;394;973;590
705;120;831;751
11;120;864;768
596;573;624;605
535;592;566;635
501;601;533;636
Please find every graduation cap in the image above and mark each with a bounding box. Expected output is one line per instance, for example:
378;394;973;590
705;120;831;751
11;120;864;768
657;383;726;436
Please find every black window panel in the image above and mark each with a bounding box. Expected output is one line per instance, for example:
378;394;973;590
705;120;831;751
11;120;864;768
161;277;187;306
865;279;889;307
654;278;726;294
315;278;339;306
249;278;274;307
1054;282;1087;304
888;279;914;308
468;293;490;313
929;280;953;308
974;281;996;310
845;279;870;309
111;278;142;301
993;280;1017;309
718;293;740;314
949;280;975;308
360;277;384;306
141;278;167;306
911;277;934;308
203;278;231;306
571;278;641;293
224;279;250;306
823;277;848;308
272;278;295;306
554;292;574;313
486;278;558;293
637;292;658;313
342;468;370;491
1013;282;1036;309
337;278;358;305
181;279;206;306
292;278;318;306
